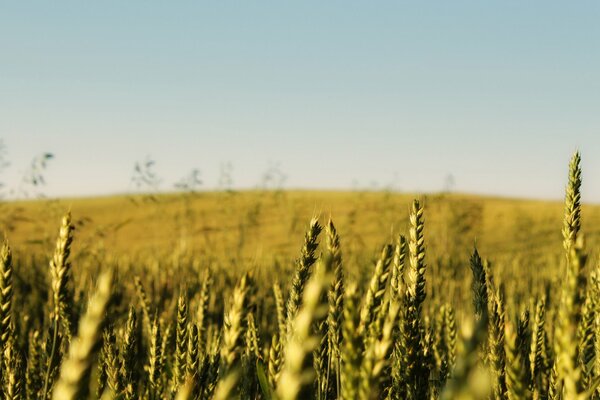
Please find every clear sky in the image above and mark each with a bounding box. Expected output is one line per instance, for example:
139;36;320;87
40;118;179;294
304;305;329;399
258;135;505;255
1;2;599;201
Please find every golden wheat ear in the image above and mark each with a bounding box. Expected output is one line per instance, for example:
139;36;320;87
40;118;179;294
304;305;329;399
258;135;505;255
52;270;113;400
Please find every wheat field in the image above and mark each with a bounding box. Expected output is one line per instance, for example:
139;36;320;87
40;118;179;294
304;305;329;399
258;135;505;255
0;152;596;399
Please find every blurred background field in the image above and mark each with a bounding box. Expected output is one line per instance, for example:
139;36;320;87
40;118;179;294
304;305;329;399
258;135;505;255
4;189;600;279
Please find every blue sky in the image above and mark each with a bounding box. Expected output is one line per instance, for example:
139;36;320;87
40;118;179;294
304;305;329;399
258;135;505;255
1;2;599;200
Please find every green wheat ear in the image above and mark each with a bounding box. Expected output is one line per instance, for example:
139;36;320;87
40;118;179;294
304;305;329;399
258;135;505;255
173;292;189;392
359;244;393;338
563;151;582;253
0;240;14;351
50;212;76;339
221;272;252;374
555;226;588;398
488;286;507;400
341;282;361;400
505;314;533;400
401;199;428;399
326;218;344;399
529;297;548;398
470;247;488;322
121;307;138;400
277;255;330;400
326;221;344;353
407;199;427;313
286;217;322;340
390;235;407;302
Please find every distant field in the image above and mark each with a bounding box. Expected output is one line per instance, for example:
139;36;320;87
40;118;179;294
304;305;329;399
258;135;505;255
3;189;599;266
